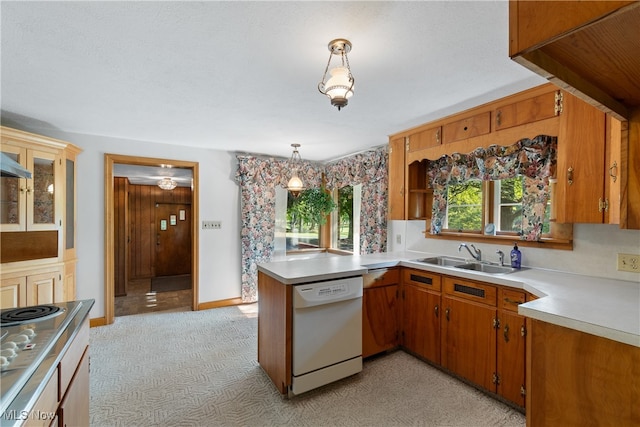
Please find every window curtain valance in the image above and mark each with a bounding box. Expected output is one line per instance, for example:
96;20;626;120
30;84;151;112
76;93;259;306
427;135;557;241
235;155;324;189
324;146;387;189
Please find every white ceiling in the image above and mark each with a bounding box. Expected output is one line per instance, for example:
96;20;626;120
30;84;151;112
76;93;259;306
1;1;546;164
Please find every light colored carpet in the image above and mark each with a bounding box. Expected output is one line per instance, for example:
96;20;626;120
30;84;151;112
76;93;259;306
90;304;525;427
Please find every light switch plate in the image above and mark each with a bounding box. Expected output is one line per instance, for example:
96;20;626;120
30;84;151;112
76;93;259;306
617;253;639;273
202;220;221;230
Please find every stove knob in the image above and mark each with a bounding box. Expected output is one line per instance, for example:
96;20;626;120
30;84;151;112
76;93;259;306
13;334;30;347
0;356;8;371
1;348;17;360
20;328;35;338
1;342;18;351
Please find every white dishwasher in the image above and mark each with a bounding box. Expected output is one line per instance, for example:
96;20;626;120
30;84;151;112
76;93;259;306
291;276;363;396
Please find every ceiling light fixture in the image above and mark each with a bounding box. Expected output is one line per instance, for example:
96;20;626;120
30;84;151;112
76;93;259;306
287;144;305;197
158;177;177;190
318;38;354;111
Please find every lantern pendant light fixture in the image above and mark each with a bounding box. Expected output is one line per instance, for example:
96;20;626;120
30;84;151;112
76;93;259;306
318;38;354;111
287;143;305;197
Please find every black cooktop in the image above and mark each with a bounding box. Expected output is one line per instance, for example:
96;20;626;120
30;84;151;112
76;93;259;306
0;305;63;325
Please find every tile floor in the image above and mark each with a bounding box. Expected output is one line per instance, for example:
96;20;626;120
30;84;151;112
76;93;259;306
114;278;193;317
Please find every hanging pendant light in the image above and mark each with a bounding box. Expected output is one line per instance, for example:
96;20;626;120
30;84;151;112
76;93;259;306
158;177;177;190
287;144;305;197
318;39;354;111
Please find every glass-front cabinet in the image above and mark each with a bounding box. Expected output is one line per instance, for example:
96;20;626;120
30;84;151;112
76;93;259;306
1;145;59;232
1;126;81;308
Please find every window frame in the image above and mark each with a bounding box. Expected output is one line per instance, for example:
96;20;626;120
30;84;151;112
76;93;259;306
435;179;570;249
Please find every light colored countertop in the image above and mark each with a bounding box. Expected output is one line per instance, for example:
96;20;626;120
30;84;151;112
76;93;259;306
258;251;640;348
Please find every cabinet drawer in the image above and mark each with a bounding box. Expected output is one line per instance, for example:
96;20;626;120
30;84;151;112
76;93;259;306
408;126;442;151
499;288;526;312
443;277;496;306
493;90;558;131
363;268;400;288
402;269;441;292
442;111;491;144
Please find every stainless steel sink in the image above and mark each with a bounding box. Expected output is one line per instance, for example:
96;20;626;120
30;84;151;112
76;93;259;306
454;263;518;274
412;256;467;267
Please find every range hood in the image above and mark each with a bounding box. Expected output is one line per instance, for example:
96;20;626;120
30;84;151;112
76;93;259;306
0;152;32;179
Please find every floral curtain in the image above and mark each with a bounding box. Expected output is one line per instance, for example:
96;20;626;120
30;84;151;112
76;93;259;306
235;156;322;302
325;146;388;254
427;135;557;241
235;146;388;302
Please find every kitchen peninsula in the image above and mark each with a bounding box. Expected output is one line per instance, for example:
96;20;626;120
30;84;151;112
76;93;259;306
257;252;640;424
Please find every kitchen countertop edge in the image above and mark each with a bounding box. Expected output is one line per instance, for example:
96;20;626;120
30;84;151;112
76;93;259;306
258;251;640;348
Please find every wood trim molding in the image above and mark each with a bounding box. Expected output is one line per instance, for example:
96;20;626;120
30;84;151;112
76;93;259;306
90;317;107;328
198;297;244;311
103;154;200;325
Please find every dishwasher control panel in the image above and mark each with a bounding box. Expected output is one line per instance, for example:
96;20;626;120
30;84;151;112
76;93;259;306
293;276;363;308
316;283;346;297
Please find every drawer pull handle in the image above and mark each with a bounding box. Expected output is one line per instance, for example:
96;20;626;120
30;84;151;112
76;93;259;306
609;161;618;182
410;274;432;285
496;110;502;126
454;283;485;298
567;167;573;185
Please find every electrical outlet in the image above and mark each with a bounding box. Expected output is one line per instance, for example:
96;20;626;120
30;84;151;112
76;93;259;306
617;253;640;273
202;220;222;230
396;234;402;244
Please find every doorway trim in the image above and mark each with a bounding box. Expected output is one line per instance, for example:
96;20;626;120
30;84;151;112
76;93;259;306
104;153;199;325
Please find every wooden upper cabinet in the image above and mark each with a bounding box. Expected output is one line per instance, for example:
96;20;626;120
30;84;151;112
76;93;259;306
493;90;559;131
555;92;607;224
442;111;491;144
509;0;640;121
388;137;406;220
407;126;441;152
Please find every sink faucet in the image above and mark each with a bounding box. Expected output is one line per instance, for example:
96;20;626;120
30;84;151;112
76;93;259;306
496;250;505;266
458;243;481;261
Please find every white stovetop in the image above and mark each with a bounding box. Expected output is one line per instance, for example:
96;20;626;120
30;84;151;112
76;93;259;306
258;251;640;348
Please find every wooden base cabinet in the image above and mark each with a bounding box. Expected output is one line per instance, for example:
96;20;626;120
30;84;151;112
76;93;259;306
441;278;497;391
58;348;90;427
496;288;527;408
528;319;640;426
401;269;441;364
362;268;400;358
1;266;64;309
440;278;528;408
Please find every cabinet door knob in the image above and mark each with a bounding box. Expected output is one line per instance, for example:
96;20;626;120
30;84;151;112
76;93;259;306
434;304;439;318
445;308;450;321
567;167;573;185
503;324;510;342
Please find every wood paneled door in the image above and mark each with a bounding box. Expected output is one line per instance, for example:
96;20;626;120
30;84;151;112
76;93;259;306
155;203;192;277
